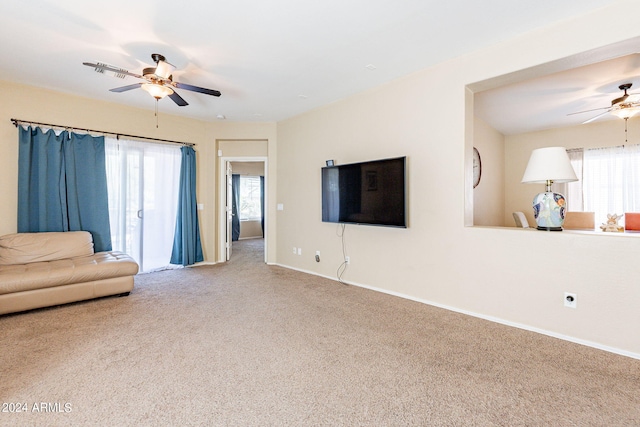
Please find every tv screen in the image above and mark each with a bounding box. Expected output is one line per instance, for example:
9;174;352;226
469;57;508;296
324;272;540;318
321;157;406;228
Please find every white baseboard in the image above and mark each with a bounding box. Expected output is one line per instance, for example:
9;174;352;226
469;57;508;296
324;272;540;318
191;261;217;267
274;263;640;360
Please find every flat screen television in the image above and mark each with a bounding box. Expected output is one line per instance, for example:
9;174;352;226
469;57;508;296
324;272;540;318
321;156;406;228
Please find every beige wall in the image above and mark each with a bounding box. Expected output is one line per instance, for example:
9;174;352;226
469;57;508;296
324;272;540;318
275;3;640;357
231;161;265;176
239;221;263;239
473;117;505;226
0;80;277;264
505;118;640;227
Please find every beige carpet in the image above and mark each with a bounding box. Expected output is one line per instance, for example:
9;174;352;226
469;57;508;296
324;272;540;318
1;238;639;426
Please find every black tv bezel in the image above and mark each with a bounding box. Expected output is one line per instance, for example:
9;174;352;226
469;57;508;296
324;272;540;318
321;156;407;228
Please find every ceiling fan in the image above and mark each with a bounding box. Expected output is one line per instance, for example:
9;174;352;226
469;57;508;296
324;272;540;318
83;53;221;106
569;83;640;123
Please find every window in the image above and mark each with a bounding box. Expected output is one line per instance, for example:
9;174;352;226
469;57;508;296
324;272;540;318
562;144;640;226
239;176;262;221
105;138;181;272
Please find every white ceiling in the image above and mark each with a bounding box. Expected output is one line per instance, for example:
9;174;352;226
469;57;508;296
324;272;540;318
0;0;627;125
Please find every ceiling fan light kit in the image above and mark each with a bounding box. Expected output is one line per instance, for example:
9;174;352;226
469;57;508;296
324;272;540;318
141;83;173;99
611;109;639;120
610;104;640;120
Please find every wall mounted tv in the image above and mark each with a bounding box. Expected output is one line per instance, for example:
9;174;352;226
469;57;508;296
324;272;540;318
321;156;406;228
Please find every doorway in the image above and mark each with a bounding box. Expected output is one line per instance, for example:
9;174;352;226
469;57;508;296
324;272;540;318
219;157;267;263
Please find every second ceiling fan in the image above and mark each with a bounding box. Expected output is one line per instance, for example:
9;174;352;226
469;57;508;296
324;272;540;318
569;83;640;123
83;53;221;106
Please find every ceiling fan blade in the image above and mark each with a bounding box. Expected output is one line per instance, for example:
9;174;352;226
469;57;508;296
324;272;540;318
567;106;610;116
582;110;610;124
109;83;143;93
174;82;221;97
169;91;189;106
83;62;143;79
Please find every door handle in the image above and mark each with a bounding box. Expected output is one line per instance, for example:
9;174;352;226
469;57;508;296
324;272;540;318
137;210;143;219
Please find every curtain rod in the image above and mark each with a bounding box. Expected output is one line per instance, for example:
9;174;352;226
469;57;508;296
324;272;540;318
10;118;195;147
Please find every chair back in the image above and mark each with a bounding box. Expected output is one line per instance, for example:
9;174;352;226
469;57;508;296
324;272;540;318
513;212;530;228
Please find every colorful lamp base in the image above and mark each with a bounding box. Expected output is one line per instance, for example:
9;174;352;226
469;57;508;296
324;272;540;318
532;191;566;231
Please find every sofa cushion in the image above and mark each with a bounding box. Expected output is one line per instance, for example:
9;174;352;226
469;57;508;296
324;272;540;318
0;231;94;265
0;251;139;295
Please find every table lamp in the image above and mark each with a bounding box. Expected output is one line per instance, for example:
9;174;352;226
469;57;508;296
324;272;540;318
521;147;578;231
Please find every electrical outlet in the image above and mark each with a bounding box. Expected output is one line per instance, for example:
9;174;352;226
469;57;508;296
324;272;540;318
315;251;320;262
297;248;302;255
293;247;297;254
564;292;577;309
345;256;350;264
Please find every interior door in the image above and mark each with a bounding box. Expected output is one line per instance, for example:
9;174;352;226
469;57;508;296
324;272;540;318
226;161;233;261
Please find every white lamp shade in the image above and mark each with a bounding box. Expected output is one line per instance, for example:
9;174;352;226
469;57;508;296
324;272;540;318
521;147;578;184
141;83;174;99
154;60;175;79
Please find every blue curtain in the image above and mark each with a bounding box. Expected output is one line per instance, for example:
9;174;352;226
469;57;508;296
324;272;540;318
231;174;240;241
18;126;112;252
170;146;204;266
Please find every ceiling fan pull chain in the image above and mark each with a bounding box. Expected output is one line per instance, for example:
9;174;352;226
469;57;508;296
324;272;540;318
625;117;628;144
155;98;159;128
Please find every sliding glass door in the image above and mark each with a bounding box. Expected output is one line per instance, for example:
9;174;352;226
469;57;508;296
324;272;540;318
105;138;181;272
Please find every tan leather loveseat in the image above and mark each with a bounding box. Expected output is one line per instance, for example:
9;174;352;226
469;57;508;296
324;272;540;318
0;231;139;315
